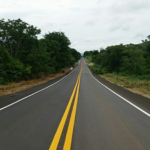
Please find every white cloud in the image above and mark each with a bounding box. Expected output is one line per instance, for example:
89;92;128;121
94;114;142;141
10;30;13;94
0;0;150;53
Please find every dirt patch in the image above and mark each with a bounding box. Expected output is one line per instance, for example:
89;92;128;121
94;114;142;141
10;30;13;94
0;68;71;97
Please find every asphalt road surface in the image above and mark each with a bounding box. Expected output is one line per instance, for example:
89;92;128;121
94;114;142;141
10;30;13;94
0;58;150;150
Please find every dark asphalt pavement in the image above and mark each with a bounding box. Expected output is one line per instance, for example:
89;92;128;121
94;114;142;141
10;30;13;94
0;64;80;150
0;59;150;150
72;60;150;150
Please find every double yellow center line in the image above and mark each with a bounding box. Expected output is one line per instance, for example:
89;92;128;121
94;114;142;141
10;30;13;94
49;66;82;150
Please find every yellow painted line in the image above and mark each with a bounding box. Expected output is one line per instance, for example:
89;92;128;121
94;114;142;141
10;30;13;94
49;69;81;150
63;68;82;150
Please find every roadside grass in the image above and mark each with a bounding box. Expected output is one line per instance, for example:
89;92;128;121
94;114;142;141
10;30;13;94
77;60;80;63
85;56;94;66
85;56;92;63
100;73;150;99
0;68;71;97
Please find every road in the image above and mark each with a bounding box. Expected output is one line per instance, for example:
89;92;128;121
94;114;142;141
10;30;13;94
0;58;150;150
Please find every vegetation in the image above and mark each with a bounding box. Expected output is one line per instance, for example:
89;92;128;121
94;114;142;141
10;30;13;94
84;36;150;98
101;73;150;98
84;37;150;78
0;68;71;96
0;19;81;85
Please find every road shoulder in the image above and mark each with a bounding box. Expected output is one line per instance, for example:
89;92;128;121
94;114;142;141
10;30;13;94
90;70;150;114
0;71;72;109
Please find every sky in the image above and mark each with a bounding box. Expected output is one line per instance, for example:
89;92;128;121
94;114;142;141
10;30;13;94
0;0;150;53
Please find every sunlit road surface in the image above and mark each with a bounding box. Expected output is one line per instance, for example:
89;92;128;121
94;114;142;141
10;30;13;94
0;58;150;150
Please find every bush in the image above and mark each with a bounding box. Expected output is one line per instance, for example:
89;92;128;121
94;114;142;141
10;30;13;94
89;65;105;74
0;46;25;84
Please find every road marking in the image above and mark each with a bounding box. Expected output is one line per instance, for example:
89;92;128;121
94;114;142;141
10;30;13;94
0;65;79;111
63;68;82;150
85;60;150;117
49;68;82;150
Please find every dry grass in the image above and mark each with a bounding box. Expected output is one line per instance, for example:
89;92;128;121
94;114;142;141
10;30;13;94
0;68;71;97
88;62;94;66
100;74;150;99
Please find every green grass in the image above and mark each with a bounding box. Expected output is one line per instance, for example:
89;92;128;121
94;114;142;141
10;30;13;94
100;73;150;99
85;56;92;63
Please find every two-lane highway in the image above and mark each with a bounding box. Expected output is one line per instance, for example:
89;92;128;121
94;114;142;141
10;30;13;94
0;58;150;150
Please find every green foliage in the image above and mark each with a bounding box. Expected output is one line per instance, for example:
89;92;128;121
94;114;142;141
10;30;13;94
83;51;94;57
89;65;105;74
0;18;41;59
44;32;80;71
0;19;81;85
69;48;81;62
0;46;25;84
85;56;92;62
85;36;150;79
84;50;99;63
120;47;145;75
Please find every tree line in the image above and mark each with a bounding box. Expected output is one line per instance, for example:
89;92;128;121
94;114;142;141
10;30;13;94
0;19;81;85
84;36;150;79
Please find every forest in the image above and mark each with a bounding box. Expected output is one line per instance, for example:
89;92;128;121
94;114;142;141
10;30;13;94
0;19;81;85
84;36;150;80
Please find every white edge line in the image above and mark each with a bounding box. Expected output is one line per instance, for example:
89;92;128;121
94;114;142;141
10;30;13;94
84;60;150;117
0;66;78;111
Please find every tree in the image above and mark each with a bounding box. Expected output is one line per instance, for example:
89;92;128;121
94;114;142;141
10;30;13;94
0;18;41;59
120;47;145;75
147;35;150;41
0;46;26;84
0;19;81;85
44;32;71;70
69;48;81;62
83;51;93;57
103;45;125;72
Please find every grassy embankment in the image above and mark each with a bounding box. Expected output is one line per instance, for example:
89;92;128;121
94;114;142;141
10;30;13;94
101;73;150;99
85;58;150;99
0;68;71;97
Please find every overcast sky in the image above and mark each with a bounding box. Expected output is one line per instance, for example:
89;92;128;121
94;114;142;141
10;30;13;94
0;0;150;53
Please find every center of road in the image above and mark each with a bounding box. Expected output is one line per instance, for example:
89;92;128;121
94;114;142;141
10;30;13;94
49;65;82;150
